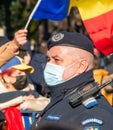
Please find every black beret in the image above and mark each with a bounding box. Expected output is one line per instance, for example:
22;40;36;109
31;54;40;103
47;31;94;55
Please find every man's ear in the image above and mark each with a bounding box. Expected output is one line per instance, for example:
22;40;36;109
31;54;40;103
77;59;89;74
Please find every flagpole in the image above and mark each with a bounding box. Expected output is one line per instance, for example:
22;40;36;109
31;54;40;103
24;0;42;29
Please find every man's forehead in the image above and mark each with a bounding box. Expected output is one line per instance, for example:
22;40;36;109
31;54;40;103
47;46;69;56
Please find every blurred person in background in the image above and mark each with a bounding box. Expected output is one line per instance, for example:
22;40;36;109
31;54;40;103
0;56;50;130
18;41;48;96
0;29;28;67
93;52;113;106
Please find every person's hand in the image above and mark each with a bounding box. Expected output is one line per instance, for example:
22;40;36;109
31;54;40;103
20;95;36;110
23;95;36;101
13;29;28;46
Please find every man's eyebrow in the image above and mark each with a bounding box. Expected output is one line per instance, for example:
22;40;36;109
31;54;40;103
52;55;62;59
47;53;59;58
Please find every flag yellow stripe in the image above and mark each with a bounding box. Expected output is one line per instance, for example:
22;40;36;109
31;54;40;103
69;0;113;20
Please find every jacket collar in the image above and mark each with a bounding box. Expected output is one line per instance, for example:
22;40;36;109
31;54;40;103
48;70;94;99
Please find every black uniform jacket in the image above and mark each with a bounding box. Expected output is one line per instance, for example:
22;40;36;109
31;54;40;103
31;70;113;130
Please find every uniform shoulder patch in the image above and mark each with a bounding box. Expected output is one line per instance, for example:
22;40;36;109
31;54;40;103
81;118;103;125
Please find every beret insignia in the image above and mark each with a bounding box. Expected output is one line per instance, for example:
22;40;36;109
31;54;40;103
51;33;64;42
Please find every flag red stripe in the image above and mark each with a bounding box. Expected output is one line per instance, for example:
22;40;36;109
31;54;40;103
83;10;113;55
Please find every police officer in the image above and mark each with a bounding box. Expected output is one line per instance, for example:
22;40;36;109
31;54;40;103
31;31;113;130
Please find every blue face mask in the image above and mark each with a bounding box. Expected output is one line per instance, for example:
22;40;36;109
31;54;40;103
44;62;65;86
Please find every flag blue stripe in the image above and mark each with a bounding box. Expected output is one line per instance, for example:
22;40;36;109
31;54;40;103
32;0;70;21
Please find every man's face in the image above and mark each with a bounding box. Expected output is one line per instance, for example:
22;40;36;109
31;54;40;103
47;46;80;80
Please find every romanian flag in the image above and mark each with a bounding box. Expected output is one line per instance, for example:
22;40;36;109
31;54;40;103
74;0;113;55
26;0;113;56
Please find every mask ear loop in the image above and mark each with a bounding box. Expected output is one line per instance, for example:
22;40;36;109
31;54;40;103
64;62;76;70
63;62;79;81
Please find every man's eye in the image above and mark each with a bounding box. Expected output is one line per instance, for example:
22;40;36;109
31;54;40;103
55;59;60;61
54;59;62;63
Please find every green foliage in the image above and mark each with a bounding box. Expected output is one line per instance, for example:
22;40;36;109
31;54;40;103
0;0;40;42
10;0;30;29
0;2;5;27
